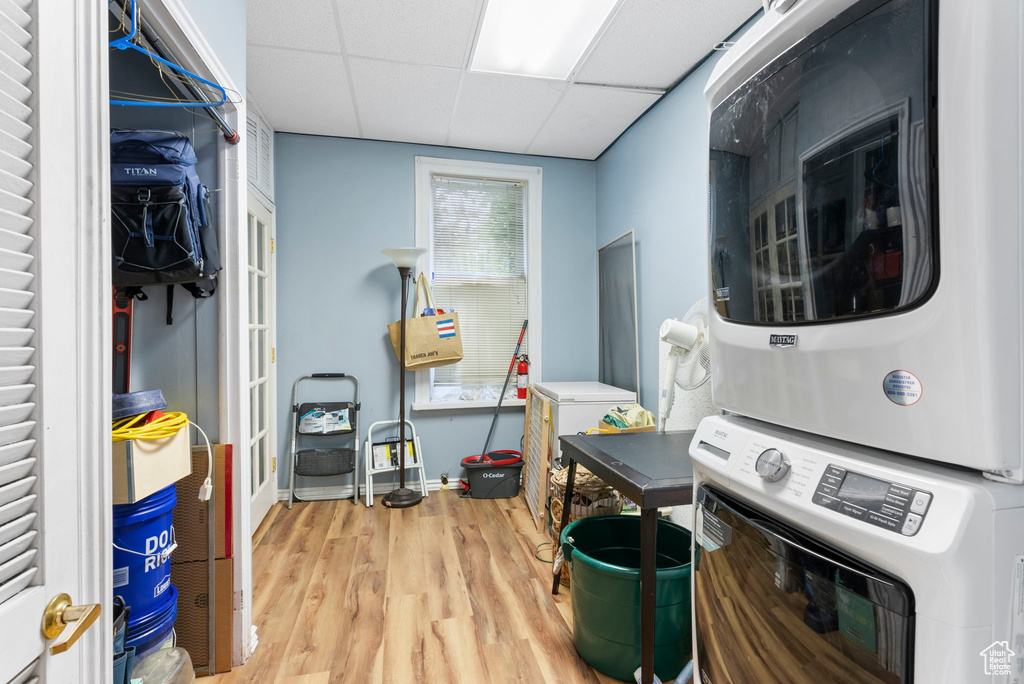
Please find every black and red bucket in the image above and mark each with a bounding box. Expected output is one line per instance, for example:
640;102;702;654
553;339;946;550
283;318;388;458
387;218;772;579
459;451;524;499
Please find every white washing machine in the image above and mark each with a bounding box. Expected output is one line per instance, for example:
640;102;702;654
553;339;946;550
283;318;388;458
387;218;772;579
689;414;1024;684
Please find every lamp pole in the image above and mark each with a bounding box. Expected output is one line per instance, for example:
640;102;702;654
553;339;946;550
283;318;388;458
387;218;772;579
398;266;410;491
381;248;426;508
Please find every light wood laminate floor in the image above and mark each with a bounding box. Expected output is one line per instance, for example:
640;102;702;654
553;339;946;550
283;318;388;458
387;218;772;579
206;491;619;683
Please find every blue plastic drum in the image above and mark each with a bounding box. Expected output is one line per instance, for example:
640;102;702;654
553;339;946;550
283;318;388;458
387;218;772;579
113;486;177;618
125;585;178;660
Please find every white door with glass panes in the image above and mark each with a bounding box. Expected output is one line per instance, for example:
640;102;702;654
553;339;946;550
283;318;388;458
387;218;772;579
247;194;276;528
750;190;808;322
0;1;110;682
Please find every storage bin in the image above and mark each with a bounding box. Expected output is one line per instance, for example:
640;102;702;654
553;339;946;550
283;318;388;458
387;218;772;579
561;515;692;682
113;486;177;617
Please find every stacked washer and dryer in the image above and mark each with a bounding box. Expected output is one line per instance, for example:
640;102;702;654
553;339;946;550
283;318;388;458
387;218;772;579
690;1;1024;682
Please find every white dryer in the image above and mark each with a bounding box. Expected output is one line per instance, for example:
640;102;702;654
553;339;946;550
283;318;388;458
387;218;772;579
689;413;1024;684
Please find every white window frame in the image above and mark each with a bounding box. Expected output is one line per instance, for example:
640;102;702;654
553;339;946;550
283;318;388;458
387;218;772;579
413;156;542;411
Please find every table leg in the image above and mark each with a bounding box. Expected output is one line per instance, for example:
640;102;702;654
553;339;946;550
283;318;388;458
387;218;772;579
551;458;577;596
640;507;657;684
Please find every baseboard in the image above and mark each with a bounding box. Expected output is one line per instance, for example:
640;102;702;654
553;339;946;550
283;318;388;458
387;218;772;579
278;478;450;502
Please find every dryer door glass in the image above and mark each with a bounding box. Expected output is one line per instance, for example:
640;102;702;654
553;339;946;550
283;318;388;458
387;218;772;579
709;0;936;324
694;486;914;684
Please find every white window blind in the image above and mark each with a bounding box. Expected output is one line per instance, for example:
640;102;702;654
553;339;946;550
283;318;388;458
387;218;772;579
429;174;527;402
0;0;39;617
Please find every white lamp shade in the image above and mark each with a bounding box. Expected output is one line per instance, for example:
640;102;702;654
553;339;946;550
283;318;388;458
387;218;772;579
382;247;427;269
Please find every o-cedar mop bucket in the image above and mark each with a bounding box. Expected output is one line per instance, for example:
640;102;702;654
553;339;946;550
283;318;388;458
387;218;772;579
459;451;524;499
113;485;177;618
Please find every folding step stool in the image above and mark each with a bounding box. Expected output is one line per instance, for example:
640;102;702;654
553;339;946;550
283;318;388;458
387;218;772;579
288;373;360;509
363;419;428;507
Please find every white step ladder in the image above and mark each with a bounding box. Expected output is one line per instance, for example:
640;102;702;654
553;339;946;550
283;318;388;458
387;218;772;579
363;419;428;507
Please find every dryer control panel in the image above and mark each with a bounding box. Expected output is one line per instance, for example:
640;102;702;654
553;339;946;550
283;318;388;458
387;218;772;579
813;466;932;536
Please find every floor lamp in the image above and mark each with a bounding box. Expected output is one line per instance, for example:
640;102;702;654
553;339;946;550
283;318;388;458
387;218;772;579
381;247;427;508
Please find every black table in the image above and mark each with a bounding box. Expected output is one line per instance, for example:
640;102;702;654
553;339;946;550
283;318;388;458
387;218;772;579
552;430;696;684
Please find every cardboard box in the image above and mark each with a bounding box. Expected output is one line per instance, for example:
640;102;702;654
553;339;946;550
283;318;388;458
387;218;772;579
598;420;657;434
173;444;233;563
172;558;233;674
112;428;192;504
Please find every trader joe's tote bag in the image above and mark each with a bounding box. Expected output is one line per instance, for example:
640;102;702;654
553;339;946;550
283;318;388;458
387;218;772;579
387;273;464;370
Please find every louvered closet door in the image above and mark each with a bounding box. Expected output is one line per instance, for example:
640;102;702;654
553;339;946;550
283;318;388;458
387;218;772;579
0;1;69;681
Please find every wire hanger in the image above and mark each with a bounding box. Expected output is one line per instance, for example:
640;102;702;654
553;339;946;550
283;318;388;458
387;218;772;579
109;0;227;109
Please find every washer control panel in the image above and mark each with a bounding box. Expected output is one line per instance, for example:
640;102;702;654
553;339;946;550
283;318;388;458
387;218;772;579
813;464;932;536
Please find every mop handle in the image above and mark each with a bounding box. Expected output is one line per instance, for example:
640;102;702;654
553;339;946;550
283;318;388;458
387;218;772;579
507;324;528;373
480;319;528;459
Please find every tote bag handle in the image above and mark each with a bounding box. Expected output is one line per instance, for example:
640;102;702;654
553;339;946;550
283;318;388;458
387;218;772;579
413;272;437;317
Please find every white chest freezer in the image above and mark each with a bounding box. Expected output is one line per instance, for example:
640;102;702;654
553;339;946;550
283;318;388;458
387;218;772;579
533;381;636;465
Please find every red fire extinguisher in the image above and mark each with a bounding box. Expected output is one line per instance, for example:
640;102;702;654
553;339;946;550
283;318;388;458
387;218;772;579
517;354;530;399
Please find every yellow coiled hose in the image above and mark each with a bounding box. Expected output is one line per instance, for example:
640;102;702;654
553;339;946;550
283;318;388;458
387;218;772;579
112;411;213;501
112;411;190;441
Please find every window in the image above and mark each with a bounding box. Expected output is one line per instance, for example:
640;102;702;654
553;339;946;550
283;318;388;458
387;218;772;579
414;157;542;409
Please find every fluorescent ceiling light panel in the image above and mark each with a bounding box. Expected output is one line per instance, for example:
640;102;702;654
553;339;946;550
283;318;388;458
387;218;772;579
471;0;620;81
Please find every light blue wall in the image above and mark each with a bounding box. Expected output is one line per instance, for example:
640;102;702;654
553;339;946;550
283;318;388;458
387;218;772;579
595;50;738;409
274;135;598;488
180;0;246;90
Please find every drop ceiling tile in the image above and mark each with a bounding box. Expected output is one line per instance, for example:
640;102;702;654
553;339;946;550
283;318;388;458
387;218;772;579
576;0;761;89
447;73;565;154
528;85;660;159
247;46;359;138
336;0;481;68
349;59;461;146
247;0;341;53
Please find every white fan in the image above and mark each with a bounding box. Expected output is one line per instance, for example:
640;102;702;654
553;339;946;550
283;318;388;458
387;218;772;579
658;299;711;429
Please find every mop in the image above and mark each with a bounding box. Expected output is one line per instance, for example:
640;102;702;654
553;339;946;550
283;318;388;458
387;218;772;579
457;320;528;497
475;319;528;460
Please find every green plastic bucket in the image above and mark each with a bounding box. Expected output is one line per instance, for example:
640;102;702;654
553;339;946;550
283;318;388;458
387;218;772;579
561;515;692;682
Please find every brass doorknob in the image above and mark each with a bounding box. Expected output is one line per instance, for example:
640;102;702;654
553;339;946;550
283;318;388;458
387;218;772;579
41;593;101;655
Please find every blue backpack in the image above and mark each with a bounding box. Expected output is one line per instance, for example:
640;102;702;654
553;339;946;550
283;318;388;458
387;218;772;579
110;131;221;317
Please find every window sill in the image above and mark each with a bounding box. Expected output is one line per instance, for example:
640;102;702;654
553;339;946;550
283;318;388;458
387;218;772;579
412;398;526;412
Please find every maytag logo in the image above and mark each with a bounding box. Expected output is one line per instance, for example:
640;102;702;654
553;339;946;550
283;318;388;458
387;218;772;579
769;334;797;348
125;167;158;176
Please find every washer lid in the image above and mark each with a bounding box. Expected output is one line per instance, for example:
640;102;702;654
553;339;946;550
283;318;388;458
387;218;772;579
533;381;635;404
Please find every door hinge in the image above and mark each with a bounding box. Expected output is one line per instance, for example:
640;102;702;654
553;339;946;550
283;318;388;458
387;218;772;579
271;347;276;363
269;237;275;253
272;457;277;472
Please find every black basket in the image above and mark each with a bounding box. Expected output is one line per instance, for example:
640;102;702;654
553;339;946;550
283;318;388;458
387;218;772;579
296;402;354;436
294;447;356;476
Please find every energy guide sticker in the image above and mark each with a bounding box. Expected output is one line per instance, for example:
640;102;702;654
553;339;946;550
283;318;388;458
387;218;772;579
699;508;732;551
